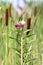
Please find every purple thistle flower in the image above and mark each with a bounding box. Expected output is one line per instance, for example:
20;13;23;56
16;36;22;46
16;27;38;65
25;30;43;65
14;21;25;28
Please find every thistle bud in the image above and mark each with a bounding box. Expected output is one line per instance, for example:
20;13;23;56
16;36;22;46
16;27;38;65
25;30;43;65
34;6;37;17
27;18;31;35
5;7;9;26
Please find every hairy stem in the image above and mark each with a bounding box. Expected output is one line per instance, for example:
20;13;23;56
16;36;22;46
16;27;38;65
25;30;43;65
21;36;23;65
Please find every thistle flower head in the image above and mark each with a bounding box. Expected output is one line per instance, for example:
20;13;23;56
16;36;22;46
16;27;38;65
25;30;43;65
14;20;25;28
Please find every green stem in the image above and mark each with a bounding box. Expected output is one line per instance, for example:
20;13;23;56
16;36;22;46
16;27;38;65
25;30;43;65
5;26;9;65
21;36;23;65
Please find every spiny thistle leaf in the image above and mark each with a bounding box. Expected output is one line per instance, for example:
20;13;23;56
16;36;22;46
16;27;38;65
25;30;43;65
12;47;21;57
24;29;32;34
9;36;20;44
24;33;35;39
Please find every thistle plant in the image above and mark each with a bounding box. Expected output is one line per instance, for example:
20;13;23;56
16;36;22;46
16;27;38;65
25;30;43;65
9;18;35;65
14;20;25;65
